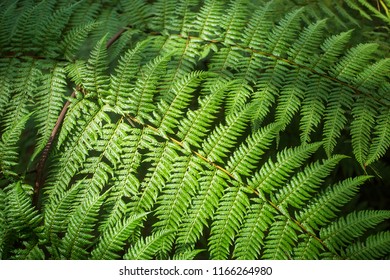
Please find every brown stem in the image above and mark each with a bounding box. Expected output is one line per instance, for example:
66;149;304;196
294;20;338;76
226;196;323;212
33;28;127;206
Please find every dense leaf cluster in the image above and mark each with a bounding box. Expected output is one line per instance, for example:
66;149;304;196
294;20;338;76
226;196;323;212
0;0;389;260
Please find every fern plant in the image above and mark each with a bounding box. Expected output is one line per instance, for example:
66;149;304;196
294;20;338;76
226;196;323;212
0;0;389;260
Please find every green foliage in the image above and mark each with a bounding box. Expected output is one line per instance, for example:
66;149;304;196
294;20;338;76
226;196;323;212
0;0;389;260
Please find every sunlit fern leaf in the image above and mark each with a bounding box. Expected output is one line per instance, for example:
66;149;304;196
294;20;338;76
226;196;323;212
298;75;328;143
265;8;304;57
128;139;179;214
220;0;249;45
154;156;204;256
249;142;322;195
152;71;207;134
323;86;354;157
209;184;251;260
91;213;146;260
130;54;172;122
176;169;228;251
288;19;327;66
77;119;132;195
191;0;225;40
124;230;173;260
44;180;85;242
109;39;151;110
234;199;277;260
46;102;109;195
292;234;324;260
85;36;110;99
4;182;41;233
32;63;67;162
241;0;276;49
177;81;226;148
296;176;371;232
273;155;348;211
351;96;377;167
200;104;253;165
59;190;107;259
343;231;390;260
320;210;390;252
262;215;302;260
251;60;288;128
226;123;281;179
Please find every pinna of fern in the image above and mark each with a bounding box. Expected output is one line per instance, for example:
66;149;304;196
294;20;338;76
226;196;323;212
0;0;389;260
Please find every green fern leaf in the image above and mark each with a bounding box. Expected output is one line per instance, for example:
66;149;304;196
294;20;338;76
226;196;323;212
91;213;146;260
209;184;251;260
263;215;302;260
320;210;390;252
343;231;390;259
124;230;173;260
59;190;106;259
234;199;276;260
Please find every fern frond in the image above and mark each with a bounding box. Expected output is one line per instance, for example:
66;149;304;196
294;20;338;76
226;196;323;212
91;213;146;260
32;63;67;162
191;0;224;40
129;139;179;213
366;107;390;165
177;81;226;148
61;21;101;60
109;39;150;110
124;230;173;260
265;8;304;57
130;54;171;121
292;234;324;260
343;231;390;259
208;184;250;260
234;199;276;260
272;155;348;211
0;113;31;177
320;210;390;252
59;190;106;259
4;182;41;233
153;156;203;255
296;176;371;231
249;142;322;195
262;215;302;260
200;104;252;165
227;123;280;179
176;169;227;251
151;71;206;134
11;241;45;260
84;36;110;99
351;96;377;167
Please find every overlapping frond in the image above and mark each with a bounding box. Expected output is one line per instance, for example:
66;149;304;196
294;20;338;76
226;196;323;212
0;0;389;261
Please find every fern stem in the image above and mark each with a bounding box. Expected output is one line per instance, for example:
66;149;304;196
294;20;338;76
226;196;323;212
33;27;128;206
